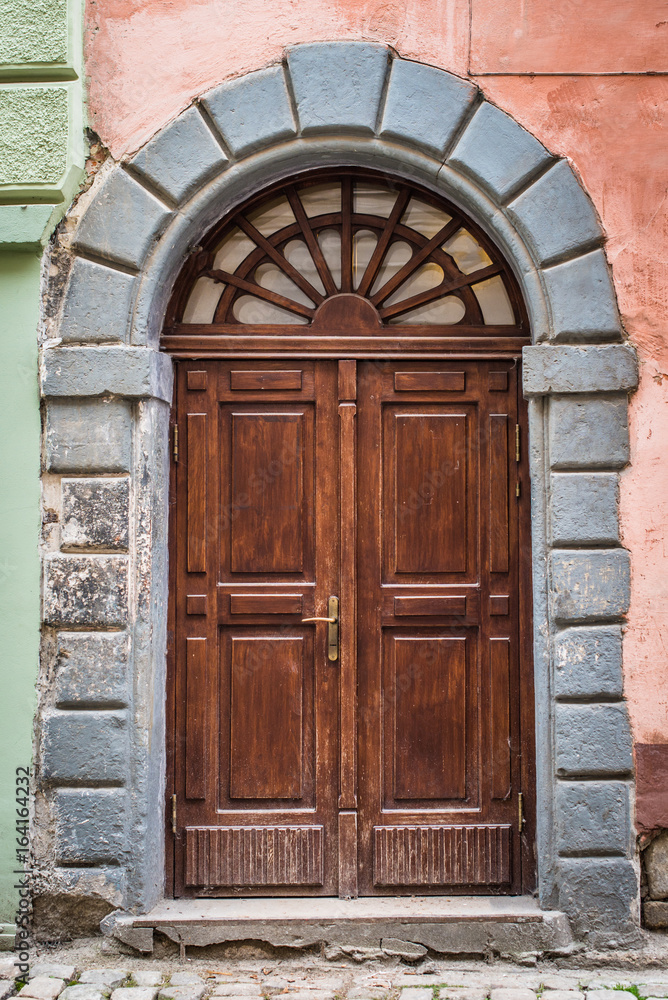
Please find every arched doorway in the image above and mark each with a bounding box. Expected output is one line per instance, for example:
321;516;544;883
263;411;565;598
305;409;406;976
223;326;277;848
163;169;535;898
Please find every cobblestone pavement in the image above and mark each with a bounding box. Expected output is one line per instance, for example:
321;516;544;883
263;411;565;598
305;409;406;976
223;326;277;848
3;945;668;1000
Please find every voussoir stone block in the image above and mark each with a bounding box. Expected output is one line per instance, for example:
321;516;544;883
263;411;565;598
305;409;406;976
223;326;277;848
449;101;552;202
508;160;602;266
555;702;632;776
131;105;227;204
42;711;129;785
556;857;638;942
287;41;389;135
42;346;173;402
61;478;130;550
556;779;630;856
550;549;630;622
550;473;619;546
202;65;297;158
380;59;476;158
46;399;132;473
55;632;130;707
523;345;637;396
74;169;172;269
43;554;129;626
542;250;623;341
549;395;629;469
60;257;137;344
553;625;623;699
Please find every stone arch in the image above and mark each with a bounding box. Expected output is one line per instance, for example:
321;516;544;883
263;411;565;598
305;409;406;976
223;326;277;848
39;42;639;946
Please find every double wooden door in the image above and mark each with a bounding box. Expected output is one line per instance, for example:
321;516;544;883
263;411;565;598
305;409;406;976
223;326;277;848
168;358;534;897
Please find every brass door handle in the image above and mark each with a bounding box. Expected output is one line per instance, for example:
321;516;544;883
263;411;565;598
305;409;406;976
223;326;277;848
301;596;338;661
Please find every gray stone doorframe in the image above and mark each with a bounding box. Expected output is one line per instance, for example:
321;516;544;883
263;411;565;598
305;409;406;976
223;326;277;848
37;42;639;947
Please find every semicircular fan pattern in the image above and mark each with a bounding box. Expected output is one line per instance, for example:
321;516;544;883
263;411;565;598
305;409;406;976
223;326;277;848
174;174;522;331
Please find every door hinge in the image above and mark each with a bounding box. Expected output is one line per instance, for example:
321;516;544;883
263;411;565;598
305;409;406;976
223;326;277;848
172;424;179;463
515;423;521;463
171;793;177;835
515;481;521;498
518;791;525;832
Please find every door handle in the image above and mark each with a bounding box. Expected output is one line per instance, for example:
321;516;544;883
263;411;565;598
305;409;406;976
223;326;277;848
301;596;338;661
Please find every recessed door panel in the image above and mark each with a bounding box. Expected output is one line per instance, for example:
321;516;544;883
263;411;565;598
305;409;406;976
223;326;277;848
229;411;306;574
229;635;304;800
391;635;468;801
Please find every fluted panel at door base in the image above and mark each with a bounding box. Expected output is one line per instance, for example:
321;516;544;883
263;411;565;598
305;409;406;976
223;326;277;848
185;825;324;886
373;824;512;886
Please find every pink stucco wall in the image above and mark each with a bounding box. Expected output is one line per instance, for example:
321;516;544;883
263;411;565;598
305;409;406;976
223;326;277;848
83;0;668;789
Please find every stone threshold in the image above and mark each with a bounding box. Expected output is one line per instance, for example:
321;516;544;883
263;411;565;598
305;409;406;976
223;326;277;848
101;897;574;959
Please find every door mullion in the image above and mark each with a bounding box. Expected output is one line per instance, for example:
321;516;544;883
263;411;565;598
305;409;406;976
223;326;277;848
338;360;358;898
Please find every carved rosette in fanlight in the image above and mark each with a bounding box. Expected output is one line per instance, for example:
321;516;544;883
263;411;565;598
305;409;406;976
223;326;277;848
162;171;528;355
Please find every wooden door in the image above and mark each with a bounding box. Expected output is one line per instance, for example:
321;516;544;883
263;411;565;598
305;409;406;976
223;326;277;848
356;360;530;895
169;357;533;897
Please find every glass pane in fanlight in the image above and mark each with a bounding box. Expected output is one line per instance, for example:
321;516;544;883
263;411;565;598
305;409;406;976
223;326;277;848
299;183;341;218
213;228;257;274
401;198;452;238
254;262;315;307
389;295;466;325
245;195;296;236
354;182;396;218
370;241;413;296
283;239;326;296
472;276;515;325
182;277;224;323
443;228;492;275
383;262;444;307
233;294;309;325
353;230;378;289
317;229;342;289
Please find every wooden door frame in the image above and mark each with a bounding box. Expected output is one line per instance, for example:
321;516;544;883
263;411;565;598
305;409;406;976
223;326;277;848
164;349;536;898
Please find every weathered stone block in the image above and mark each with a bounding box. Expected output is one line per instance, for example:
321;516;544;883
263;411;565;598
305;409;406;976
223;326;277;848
449;101;551;202
78;973;129;990
30;966;77;982
549;396;629;469
42;711;128;784
131;106;226;204
167;980;202;989
45;399;132;474
55;631;130;707
542;250;623;341
202;66;297;157
380;59;476;157
42;346;173;402
43;555;128;627
550;473;619;545
557;858;638;943
556;780;630;855
523;345;637;396
555;703;632;776
287;42;389;135
553;625;623;699
54;789;126;866
74;169;172;269
381;938;427;959
130;977;162;989
644;900;668;929
60;258;136;344
550;549;630;622
61;478;130;550
19;978;65;1000
644;831;668;899
60;989;110;1000
508;160;602;266
111;990;158;1000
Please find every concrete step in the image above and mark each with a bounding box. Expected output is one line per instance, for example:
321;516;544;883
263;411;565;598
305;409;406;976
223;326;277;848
101;897;574;960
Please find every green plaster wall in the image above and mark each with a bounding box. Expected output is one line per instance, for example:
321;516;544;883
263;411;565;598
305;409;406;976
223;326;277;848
0;0;85;943
0;251;41;937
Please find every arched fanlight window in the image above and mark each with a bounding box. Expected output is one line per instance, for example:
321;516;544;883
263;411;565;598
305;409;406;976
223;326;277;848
164;170;528;347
